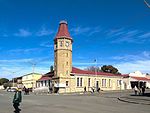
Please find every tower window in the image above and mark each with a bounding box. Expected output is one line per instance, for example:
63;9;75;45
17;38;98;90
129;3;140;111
66;53;68;57
66;62;68;66
66;70;69;75
55;43;57;48
60;41;63;47
65;41;69;47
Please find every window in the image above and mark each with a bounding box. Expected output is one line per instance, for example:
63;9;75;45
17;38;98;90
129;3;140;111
66;62;68;66
102;79;106;87
117;80;121;87
55;43;57;48
66;70;69;75
60;41;63;47
88;78;91;87
45;80;47;86
41;81;43;86
66;81;69;87
77;78;79;87
80;78;82;87
108;79;111;87
66;53;69;57
65;41;69;47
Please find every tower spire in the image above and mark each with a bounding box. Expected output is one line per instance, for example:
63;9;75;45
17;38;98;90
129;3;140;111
55;20;72;41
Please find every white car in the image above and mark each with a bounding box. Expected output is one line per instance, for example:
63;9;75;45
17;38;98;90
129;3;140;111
7;87;17;92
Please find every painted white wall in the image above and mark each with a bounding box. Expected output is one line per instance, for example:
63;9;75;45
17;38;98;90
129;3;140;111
129;71;146;77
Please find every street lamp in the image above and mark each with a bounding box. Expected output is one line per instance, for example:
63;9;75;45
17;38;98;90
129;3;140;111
94;59;98;91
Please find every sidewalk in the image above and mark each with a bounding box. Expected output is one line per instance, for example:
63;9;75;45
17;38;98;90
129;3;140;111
118;91;150;105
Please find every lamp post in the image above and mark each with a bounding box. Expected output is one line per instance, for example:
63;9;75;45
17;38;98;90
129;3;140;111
6;69;22;87
28;61;37;73
94;59;97;90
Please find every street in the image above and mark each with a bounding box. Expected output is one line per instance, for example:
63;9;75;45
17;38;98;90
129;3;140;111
0;90;149;113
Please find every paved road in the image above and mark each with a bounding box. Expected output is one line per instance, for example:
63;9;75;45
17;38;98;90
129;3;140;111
0;90;149;113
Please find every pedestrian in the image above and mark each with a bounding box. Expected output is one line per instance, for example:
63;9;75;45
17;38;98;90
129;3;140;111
91;86;94;93
97;87;100;93
24;86;27;95
49;87;52;94
142;86;145;95
84;86;86;93
13;88;22;113
27;88;29;95
134;86;138;95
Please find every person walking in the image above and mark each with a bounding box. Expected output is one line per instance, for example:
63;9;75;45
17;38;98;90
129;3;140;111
97;87;100;93
142;85;145;95
13;88;22;113
134;86;138;95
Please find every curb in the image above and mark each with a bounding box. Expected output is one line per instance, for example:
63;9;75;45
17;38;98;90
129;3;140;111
118;97;150;105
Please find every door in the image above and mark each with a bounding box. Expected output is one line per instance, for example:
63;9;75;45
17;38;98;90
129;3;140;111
96;81;99;91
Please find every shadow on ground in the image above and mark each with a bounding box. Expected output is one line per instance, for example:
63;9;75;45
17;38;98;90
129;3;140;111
130;93;150;97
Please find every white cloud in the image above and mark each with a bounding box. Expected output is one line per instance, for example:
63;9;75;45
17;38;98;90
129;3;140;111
143;51;150;58
0;58;53;79
40;41;53;48
0;66;50;80
14;29;32;37
112;51;150;61
2;34;8;37
70;26;101;36
106;27;150;43
36;26;54;37
70;26;91;35
139;32;150;38
7;48;41;54
112;51;150;74
115;60;150;74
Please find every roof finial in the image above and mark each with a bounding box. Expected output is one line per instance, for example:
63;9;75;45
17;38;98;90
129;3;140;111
59;20;67;25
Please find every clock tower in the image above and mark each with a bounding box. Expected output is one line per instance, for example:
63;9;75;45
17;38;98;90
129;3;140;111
53;21;73;90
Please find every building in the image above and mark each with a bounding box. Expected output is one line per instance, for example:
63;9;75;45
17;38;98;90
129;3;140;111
22;73;42;89
36;20;130;93
123;71;150;89
36;71;53;88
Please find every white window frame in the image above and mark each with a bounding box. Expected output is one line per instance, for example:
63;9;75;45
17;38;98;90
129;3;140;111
102;79;106;87
88;78;91;87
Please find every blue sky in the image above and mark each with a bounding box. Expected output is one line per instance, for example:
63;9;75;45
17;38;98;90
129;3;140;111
0;0;150;79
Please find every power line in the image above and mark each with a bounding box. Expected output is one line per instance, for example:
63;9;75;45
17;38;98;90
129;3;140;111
144;0;150;8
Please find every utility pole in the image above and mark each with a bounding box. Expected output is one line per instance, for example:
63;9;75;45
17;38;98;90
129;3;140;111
12;72;15;87
28;61;37;73
32;63;36;73
94;59;97;90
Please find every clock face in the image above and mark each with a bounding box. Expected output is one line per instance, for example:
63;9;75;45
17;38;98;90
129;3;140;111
66;41;69;47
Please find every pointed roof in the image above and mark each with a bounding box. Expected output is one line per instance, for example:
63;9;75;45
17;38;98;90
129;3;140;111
55;20;72;41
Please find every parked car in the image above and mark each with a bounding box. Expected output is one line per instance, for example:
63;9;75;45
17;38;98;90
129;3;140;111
7;87;17;92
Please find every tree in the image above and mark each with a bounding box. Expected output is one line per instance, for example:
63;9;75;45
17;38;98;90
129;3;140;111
0;78;9;85
101;65;121;74
50;65;54;72
85;66;101;72
3;82;12;89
